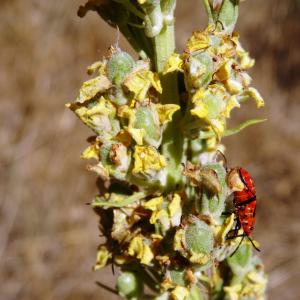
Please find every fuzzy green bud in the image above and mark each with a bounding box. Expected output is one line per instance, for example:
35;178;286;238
116;271;144;300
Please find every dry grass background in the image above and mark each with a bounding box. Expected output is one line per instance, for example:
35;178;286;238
0;0;299;299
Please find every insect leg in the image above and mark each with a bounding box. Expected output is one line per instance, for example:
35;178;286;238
230;235;246;257
247;236;261;252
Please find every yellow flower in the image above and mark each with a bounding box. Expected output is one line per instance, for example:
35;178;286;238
128;235;154;265
186;26;213;53
248;87;265;108
171;286;189;300
133;146;166;174
93;246;112;271
223;96;240;118
156;104;180;125
143;196;164;211
168;193;182;227
163;53;184;74
123;68;162;102
81;138;101;160
224;284;243;300
76;75;111;103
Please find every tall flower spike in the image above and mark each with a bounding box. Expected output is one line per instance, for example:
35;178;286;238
68;0;268;299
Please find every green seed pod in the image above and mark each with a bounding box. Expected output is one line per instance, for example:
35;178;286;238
187;52;213;90
116;271;144;300
200;163;228;220
99;141;131;180
107;51;135;86
134;105;162;148
217;0;239;34
184;217;214;259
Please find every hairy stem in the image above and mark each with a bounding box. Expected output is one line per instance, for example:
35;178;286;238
153;23;185;190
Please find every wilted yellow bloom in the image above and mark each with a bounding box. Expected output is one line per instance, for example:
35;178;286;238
156;104;180;125
123;68;162;102
150;209;169;228
163;53;184;74
76;75;111;103
248;87;265;108
86;60;107;75
133;146;166;174
225;78;243;94
93;246;112;271
214;213;235;244
87;162;109;181
128;235;154;265
215;60;232;82
189;252;210;265
223;96;240;118
224;284;243;300
168;193;182;227
81;138;101;160
143;196;164;211
171;286;189;300
191;102;209;118
186;27;212;53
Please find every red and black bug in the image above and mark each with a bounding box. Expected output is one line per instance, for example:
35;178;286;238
227;167;260;253
214;151;260;253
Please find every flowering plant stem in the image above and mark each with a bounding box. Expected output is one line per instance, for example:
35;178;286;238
154;23;185;190
69;1;268;299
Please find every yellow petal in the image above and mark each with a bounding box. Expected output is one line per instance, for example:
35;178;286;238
133;146;166;174
93;246;112;271
128;236;154;265
168;193;182;227
186;30;210;53
191;88;205;103
223;95;240;118
171;286;189;300
150;209;169;226
81;139;100;160
156;104;180;124
191;102;209;118
225;79;243;94
163;53;184;74
248;87;265;108
87;60;106;75
215;60;232;82
224;284;243;300
123;69;161;102
150;72;162;94
128;128;145;145
77;75;111;103
143;196;164;211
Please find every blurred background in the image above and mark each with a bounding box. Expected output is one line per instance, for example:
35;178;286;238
1;0;299;299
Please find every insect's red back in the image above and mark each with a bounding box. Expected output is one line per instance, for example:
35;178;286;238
234;167;257;236
234;167;256;203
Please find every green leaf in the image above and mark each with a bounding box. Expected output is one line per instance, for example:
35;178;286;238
224;118;267;137
92;192;145;208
